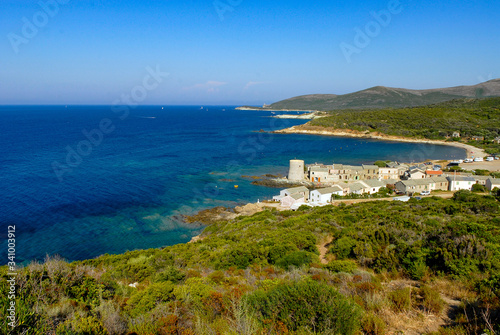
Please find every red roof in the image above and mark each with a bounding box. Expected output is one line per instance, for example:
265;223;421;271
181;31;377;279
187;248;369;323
425;170;443;175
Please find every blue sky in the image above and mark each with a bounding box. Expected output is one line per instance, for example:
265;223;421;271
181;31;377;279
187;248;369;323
0;0;499;105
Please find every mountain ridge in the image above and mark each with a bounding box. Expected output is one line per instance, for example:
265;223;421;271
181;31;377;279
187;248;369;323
264;79;500;111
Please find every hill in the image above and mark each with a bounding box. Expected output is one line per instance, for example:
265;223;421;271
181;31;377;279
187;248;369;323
266;79;500;110
288;97;500;155
2;192;500;333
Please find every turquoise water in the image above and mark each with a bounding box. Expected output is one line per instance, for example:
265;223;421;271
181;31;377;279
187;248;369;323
0;105;465;264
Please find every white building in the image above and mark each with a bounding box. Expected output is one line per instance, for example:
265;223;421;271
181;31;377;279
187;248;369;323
395;179;435;194
309;186;344;205
473;175;490;186
379;167;399;180
408;168;426;180
277;186;309;200
447;176;475;191
362;180;386;194
347;182;368;195
486;178;500;191
280;194;307;209
308;165;331;183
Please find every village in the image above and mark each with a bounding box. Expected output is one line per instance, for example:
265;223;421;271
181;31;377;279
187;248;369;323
272;159;500;210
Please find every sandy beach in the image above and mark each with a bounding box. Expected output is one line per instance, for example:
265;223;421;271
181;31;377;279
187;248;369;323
274;125;486;159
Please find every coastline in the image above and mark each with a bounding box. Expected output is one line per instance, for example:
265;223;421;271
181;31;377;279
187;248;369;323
274;125;486;159
236;106;318;113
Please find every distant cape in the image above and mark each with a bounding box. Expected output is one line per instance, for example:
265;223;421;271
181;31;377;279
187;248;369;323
241;79;500;111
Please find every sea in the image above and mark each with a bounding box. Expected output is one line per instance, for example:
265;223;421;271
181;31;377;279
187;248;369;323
0;105;466;265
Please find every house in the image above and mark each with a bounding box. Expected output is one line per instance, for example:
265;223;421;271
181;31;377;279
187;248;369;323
425;170;443;178
308;165;330;183
473;175;490;186
345;165;364;181
362;165;380;180
452;131;460;138
397;164;409;178
361;180;386;194
274;186;309;201
379;167;399;180
347;182;368;195
470;136;484;141
447;176;475;191
431;176;449;191
280;193;307;209
486;178;500;191
309;186;344;205
493;137;500;144
408;168;426;180
330;164;365;181
395;179;434;195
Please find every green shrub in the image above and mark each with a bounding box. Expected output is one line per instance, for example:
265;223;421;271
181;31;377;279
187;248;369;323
155;266;185;283
268;243;299;264
420;285;445;314
56;313;108;335
324;259;357;273
330;236;357;259
471;184;486;192
275;251;316;270
362;312;386;335
67;277;103;307
127;281;174;316
388;287;412;312
245;279;361;334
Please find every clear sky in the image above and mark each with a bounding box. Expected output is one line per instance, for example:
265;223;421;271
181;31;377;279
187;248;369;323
0;0;499;105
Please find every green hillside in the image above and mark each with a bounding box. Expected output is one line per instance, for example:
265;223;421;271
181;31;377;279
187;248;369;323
307;97;500;154
267;79;500;111
2;192;500;334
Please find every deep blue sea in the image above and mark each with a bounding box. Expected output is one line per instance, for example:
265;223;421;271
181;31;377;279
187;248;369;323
0;106;465;264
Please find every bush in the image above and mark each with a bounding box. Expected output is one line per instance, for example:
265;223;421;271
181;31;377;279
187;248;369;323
127;281;175;316
268;243;298;264
420;285;445;314
330;236;357;259
362;312;386;335
324;259;357;273
275;251;316;270
155;266;185;283
245;279;362;334
388;287;412;312
471;184;486;192
56;313;108;335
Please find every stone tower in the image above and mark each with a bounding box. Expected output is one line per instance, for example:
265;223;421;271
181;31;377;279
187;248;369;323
288;159;305;181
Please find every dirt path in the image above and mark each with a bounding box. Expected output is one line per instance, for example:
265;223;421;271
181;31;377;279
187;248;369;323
318;236;334;264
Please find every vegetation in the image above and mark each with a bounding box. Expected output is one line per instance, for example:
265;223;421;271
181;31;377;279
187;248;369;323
308;97;500;154
1;192;500;334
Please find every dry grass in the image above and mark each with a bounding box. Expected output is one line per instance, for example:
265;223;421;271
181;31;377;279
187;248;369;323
430;279;476;301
